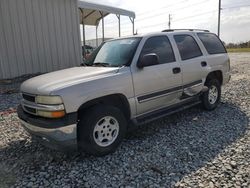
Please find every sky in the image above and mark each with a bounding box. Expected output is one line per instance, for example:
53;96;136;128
82;0;250;44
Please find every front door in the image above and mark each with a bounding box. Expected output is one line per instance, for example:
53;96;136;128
131;35;183;115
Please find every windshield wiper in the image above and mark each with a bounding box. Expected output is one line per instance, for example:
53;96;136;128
93;62;110;67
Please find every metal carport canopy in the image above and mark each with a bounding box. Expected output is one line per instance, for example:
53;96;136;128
78;0;135;26
78;0;136;48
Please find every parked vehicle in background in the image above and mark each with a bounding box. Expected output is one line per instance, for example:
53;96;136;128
18;29;230;156
82;45;95;59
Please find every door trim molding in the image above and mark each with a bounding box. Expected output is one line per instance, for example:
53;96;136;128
183;80;202;89
137;80;202;103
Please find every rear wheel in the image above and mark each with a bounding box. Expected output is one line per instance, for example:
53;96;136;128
201;79;221;110
78;105;127;156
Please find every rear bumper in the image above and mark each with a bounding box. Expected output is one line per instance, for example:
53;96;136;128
17;105;77;151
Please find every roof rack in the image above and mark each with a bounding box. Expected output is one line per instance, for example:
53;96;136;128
162;29;209;32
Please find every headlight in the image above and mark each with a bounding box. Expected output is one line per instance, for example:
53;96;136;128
35;95;65;118
36;95;63;105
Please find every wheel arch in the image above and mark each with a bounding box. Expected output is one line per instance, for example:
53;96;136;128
205;70;223;85
77;94;131;121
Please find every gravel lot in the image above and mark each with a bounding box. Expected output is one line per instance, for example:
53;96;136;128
0;53;249;188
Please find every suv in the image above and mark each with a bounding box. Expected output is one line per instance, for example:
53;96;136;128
18;29;230;156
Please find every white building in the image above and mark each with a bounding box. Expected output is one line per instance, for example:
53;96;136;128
0;0;135;79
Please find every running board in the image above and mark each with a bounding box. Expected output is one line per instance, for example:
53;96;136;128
180;86;207;100
133;97;201;125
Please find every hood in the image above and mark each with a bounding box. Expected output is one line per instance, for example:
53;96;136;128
21;67;119;95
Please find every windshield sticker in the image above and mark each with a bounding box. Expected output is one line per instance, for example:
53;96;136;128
120;40;135;44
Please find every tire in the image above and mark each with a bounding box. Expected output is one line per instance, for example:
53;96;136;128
201;79;221;110
77;105;127;156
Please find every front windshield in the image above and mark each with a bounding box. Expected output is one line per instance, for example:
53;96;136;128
85;37;141;67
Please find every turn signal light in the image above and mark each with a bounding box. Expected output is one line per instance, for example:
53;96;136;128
37;110;65;118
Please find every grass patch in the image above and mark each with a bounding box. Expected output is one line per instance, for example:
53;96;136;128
226;48;250;53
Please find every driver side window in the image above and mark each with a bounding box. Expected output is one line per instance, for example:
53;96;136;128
140;36;176;64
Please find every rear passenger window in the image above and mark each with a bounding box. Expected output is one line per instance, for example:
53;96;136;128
141;36;175;64
174;35;202;60
197;33;226;54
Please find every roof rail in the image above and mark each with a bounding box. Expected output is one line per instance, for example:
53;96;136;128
162;29;209;32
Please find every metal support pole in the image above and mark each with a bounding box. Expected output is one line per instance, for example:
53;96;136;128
82;24;86;47
96;25;98;47
80;9;86;58
168;14;171;29
116;14;121;37
218;0;221;37
132;18;134;35
129;17;135;35
100;11;104;42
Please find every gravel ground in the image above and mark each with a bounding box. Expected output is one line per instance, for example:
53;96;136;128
0;53;249;188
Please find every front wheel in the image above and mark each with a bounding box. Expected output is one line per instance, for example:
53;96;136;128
201;79;221;110
78;105;127;156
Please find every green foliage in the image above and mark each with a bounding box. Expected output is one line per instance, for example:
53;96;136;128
226;48;250;53
226;41;250;49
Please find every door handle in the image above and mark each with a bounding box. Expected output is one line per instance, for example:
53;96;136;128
173;67;181;74
201;61;207;67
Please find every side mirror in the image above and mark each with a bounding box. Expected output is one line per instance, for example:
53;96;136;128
137;53;160;68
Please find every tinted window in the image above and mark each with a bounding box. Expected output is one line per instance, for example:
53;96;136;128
197;33;226;54
174;35;202;60
141;36;175;64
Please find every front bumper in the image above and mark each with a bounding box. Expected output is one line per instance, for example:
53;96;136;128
17;105;77;151
223;72;231;85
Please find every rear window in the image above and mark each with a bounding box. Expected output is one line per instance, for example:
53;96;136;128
197;33;226;54
174;35;202;61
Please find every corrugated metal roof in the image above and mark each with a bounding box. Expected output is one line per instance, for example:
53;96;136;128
78;0;135;26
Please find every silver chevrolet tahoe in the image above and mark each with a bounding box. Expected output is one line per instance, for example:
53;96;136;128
18;29;230;156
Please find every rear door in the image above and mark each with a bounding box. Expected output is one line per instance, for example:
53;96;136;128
173;34;208;96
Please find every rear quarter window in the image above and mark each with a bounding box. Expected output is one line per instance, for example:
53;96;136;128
197;33;227;54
